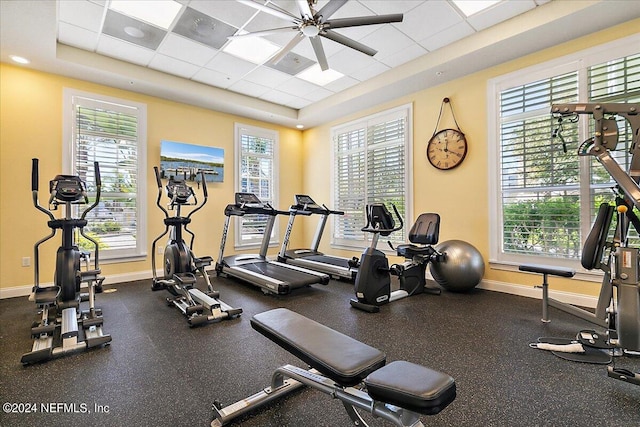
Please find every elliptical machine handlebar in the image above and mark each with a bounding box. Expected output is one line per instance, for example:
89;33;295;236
80;162;102;221
154;166;171;218
361;203;403;236
31;158;55;221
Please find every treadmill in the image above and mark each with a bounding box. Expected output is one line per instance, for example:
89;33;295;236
277;194;359;280
216;193;330;295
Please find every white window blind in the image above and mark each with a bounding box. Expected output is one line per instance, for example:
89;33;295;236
491;37;640;266
64;89;147;260
235;123;279;247
332;105;412;248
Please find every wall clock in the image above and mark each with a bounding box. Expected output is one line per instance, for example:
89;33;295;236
428;97;467;170
427;128;467;170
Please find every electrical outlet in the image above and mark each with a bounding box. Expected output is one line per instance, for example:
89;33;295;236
22;257;31;267
157;246;164;254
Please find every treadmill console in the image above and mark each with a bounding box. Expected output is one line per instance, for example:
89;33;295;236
295;194;321;209
235;192;263;207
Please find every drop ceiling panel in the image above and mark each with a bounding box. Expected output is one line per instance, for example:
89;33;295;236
31;0;628;129
419;21;475;51
58;22;99;51
468;1;537;31
96;35;156;66
156;33;218;66
58;0;104;32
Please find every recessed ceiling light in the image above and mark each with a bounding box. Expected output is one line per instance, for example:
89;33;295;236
109;0;182;29
124;26;145;38
9;55;30;64
452;0;500;17
297;64;343;86
223;37;281;64
296;124;304;129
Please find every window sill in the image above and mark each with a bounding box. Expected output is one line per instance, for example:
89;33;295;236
100;254;147;264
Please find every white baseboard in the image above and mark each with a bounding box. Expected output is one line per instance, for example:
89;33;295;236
477;279;599;309
1;273;600;309
0;270;156;299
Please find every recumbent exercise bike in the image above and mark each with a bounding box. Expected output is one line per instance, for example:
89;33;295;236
22;159;111;364
350;203;443;313
151;167;242;326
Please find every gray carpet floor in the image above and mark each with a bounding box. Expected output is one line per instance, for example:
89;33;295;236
0;275;638;426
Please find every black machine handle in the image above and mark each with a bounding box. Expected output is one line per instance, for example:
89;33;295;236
94;161;101;187
153;166;169;218
80;161;102;220
32;158;39;192
322;204;345;216
187;170;208;219
361;203;404;234
154;166;163;189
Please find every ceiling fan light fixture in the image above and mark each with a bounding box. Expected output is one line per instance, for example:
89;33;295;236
301;23;320;37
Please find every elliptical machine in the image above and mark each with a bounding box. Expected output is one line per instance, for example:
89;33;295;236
151;166;242;326
350;204;443;313
22;159;111;364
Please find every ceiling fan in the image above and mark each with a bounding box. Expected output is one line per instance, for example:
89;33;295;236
235;0;403;71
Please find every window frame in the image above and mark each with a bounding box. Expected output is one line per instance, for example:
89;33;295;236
330;103;413;251
62;88;147;262
488;33;640;273
234;122;279;249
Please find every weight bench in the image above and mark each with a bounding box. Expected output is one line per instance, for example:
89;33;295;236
212;308;456;426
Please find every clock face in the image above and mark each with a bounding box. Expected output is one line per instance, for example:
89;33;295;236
427;129;467;170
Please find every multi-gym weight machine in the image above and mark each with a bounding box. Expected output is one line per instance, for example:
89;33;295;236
523;103;640;386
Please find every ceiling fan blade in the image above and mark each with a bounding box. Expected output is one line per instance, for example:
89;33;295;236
325;14;403;29
296;0;313;19
237;0;300;23
228;27;297;39
321;29;377;56
309;36;329;71
269;33;305;65
314;0;347;23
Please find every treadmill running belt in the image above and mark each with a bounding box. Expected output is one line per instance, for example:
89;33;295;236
304;255;352;268
241;261;323;287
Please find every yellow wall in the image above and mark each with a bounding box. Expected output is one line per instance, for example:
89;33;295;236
301;19;640;297
0;64;303;290
2;19;638;296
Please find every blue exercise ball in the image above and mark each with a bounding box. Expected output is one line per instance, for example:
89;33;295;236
430;240;484;292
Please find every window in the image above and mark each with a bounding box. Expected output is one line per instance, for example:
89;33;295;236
63;89;147;261
489;34;640;268
235;123;279;248
331;104;412;249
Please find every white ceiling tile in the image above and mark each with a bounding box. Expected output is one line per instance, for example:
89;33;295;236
58;0;104;32
327;49;378;76
204;51;256;76
360;1;425;15
243;66;292;87
467;0;537;31
419;21;475;51
189;0;257;28
276;77;320;97
156;33;218;66
192;67;234;88
286;97;313;109
148;54;200;79
228;79;271;97
259;89;299;105
303;86;333;102
58;22;99;51
398;1;464;43
96;35;155;66
349;61;390;81
359;25;414;60
379;43;427;67
291;36;344;62
324;75;359;92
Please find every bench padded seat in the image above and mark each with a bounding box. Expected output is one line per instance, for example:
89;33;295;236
365;361;456;415
251;308;386;387
518;264;575;278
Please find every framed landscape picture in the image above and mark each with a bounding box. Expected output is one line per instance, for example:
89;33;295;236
160;140;224;183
